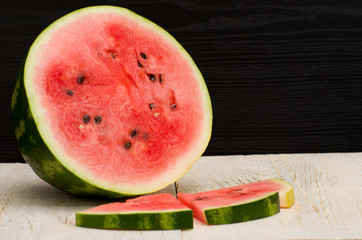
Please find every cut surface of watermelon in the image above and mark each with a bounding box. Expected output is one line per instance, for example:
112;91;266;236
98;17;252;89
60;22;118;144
177;178;294;225
11;6;212;197
76;193;193;230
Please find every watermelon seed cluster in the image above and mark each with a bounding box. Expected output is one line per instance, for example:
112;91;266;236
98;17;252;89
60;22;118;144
147;73;162;84
122;128;150;150
137;51;177;115
82;114;102;124
62;74;85;97
138;52;163;84
122;129;138;150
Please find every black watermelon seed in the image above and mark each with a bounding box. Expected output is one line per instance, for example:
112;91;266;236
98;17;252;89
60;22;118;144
124;142;132;150
66;89;73;96
159;75;163;83
94;115;102;124
78;76;85;84
131;130;137;137
83;115;90;124
149;103;155;110
171;104;177;110
137;61;143;68
140;52;147;59
195;196;209;200
149;74;156;81
111;52;117;58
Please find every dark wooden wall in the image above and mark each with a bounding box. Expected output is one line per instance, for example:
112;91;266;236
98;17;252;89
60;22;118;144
2;1;362;162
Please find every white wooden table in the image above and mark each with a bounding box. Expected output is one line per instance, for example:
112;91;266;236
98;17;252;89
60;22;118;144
1;153;361;240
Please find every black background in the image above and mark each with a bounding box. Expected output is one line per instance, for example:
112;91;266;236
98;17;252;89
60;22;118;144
2;1;362;163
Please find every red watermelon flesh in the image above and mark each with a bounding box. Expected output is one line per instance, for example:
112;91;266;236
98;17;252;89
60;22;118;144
177;178;294;224
85;194;189;213
16;6;212;196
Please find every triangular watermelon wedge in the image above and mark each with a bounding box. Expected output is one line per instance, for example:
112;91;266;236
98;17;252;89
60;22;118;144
76;193;193;230
177;178;294;225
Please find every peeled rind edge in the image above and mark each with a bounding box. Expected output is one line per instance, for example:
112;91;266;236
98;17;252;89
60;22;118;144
270;178;295;208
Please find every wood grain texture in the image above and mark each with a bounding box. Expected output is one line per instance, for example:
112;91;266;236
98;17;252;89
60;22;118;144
1;153;361;239
177;153;362;240
2;1;362;162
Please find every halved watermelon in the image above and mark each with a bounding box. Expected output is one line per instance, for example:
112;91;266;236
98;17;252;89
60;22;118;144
177;178;294;225
76;193;193;230
11;6;212;197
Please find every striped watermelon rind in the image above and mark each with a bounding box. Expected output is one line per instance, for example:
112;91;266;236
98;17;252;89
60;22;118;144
76;194;193;230
177;178;294;225
204;192;280;225
76;211;193;230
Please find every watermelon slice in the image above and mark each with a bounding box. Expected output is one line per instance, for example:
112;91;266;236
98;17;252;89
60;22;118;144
76;194;193;230
11;6;212;197
177;178;294;225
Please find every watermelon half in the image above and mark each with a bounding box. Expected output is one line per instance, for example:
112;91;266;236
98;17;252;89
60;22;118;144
11;6;212;197
177;178;294;225
76;194;193;230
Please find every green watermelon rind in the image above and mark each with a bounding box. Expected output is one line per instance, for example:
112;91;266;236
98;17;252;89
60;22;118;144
204;192;280;225
76;209;193;230
11;6;212;197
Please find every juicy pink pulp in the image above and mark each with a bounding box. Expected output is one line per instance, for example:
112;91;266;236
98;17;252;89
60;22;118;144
85;194;189;213
33;12;204;185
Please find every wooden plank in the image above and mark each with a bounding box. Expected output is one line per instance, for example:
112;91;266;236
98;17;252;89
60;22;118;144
177;153;362;240
1;153;361;239
0;163;181;240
